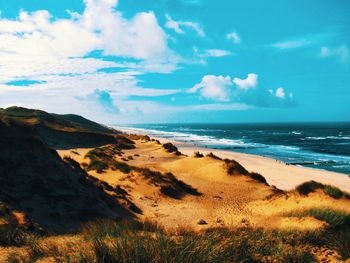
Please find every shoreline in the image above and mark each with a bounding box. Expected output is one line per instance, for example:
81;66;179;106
115;126;350;193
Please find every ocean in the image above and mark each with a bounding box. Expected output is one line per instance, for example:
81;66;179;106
117;123;350;175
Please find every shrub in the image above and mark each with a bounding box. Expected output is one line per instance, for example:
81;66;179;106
193;151;204;158
162;143;181;155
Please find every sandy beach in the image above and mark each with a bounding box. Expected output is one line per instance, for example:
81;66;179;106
116;126;350;193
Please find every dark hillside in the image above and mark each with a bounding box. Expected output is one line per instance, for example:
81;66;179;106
0;117;133;233
0;107;122;149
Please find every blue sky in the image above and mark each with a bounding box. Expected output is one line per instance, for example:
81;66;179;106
0;0;349;123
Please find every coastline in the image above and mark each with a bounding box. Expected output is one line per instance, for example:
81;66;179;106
116;126;350;193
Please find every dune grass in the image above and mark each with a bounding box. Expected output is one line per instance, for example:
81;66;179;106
5;219;321;263
162;142;182;155
206;152;222;160
224;159;269;185
285;208;350;258
296;181;350;199
193;151;204;158
84;145;200;199
249;172;268;185
286;208;350;229
5;217;350;262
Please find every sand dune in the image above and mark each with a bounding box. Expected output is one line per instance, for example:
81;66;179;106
59;138;350;232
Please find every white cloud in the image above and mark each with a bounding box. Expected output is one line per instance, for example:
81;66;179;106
188;75;232;101
275;87;285;98
272;39;311;49
226;31;241;44
233;73;258;90
320;45;348;62
0;0;174;81
189;74;295;108
0;0;182;120
165;14;205;37
204;49;232;57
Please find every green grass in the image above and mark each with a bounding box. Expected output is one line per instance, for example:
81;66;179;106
296;181;350;199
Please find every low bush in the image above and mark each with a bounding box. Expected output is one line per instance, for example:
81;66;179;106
193;151;204;158
162;143;181;155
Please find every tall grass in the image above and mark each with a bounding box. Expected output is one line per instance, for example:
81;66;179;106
8;218;350;262
84;222;316;263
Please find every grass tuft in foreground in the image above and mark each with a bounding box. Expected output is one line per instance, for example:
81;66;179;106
5;218;350;262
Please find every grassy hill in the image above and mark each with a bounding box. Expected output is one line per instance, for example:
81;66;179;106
0;107;120;149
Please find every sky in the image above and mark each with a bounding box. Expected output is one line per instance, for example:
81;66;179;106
0;0;349;124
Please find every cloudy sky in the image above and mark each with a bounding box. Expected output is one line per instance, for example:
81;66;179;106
0;0;349;124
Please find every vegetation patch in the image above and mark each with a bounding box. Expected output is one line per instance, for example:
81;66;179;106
6;220;321;263
162;143;181;155
206;152;222;160
224;159;249;176
84;145;200;199
193;151;204;158
4;216;350;262
249;172;268;185
296;181;350;199
224;159;269;185
127;134;151;142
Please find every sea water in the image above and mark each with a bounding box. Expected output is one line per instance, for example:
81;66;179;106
117;123;350;175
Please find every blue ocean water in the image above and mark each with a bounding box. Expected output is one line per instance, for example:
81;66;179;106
119;123;350;175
